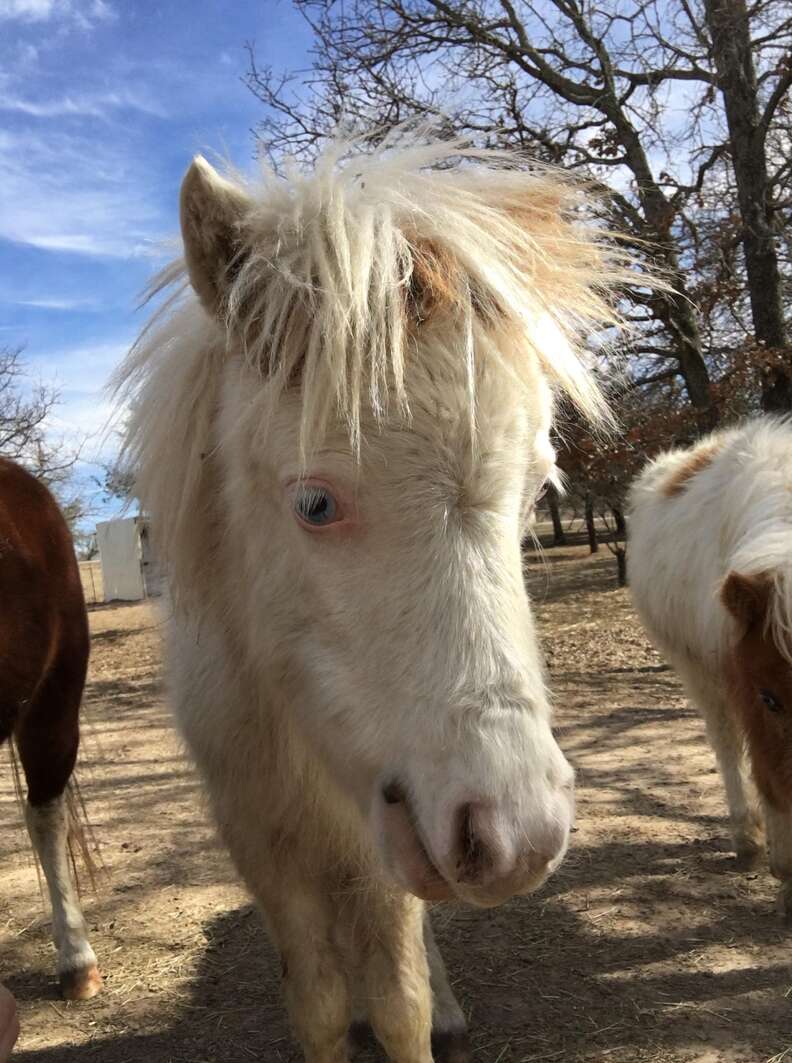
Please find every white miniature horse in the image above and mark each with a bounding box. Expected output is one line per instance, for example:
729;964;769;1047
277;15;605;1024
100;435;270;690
628;419;792;916
118;135;633;1062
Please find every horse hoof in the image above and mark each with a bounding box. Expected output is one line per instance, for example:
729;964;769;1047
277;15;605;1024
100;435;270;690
775;882;792;923
431;1028;473;1063
348;1021;377;1054
60;965;103;1001
734;846;763;871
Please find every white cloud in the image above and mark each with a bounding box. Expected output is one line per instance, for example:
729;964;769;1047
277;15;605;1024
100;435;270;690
15;42;39;65
31;340;130;459
0;0;113;27
0;127;169;258
14;297;97;310
47;394;120;447
0;0;56;18
33;340;129;392
0;88;166;119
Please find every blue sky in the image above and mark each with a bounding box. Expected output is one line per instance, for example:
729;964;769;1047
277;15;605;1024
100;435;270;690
0;0;311;525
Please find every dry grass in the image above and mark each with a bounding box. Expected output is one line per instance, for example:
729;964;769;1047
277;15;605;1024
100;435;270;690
2;545;791;1062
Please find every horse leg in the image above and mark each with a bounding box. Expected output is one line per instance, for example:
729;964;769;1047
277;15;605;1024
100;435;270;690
348;913;468;1062
15;655;101;1001
423;913;471;1062
23;798;101;1000
352;889;433;1063
263;887;352;1063
221;822;351;1063
763;802;792;920
691;682;763;866
708;716;762;866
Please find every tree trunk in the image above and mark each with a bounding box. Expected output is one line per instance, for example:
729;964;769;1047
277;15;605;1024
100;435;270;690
612;506;627;539
704;0;791;412
605;108;718;429
611;507;628;585
657;288;718;429
546;485;567;546
585;496;598;554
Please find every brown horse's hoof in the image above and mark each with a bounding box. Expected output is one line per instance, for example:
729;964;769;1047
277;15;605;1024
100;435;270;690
60;964;103;1001
431;1028;472;1063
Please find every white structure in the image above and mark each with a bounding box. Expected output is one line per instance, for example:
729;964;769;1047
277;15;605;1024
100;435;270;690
95;515;161;602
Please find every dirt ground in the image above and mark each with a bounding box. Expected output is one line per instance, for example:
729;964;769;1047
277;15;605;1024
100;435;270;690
2;543;791;1062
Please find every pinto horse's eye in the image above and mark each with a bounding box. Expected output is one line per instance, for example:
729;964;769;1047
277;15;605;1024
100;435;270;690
759;689;783;713
293;485;340;528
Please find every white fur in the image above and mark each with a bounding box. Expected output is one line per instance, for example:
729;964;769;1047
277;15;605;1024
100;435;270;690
118;133;636;1062
628;418;792;895
25;798;98;982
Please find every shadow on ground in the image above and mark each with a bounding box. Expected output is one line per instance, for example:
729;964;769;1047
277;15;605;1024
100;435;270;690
9;552;792;1063
14;824;792;1062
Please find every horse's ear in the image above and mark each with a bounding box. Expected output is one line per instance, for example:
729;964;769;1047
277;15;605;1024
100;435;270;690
180;156;252;316
721;571;772;632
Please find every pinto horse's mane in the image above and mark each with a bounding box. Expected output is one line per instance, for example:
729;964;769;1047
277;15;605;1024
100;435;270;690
116;134;640;595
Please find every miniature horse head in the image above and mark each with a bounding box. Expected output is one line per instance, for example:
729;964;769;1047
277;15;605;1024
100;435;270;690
722;569;792;879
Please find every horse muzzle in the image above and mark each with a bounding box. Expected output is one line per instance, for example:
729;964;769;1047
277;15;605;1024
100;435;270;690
373;777;573;907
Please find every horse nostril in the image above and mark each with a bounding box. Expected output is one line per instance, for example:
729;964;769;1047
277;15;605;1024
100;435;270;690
382;781;406;806
455;803;494;885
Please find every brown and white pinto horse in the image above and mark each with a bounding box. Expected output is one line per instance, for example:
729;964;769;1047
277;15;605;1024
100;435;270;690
628;419;792;916
0;457;101;999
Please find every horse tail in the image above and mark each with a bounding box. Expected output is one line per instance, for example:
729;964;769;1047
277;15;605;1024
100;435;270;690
6;737;44;895
65;774;105;896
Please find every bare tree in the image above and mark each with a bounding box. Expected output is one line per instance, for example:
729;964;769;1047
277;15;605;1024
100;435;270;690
97;446;135;508
584;494;598;553
247;0;792;421
0;346;56;462
247;0;719;423
703;0;792;410
0;346;87;529
544;483;568;545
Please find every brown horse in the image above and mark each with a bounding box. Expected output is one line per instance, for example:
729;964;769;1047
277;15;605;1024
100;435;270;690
0;457;101;1000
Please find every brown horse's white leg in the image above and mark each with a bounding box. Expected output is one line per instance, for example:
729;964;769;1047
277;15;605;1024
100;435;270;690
423;914;471;1063
354;891;433;1063
24;797;101;1001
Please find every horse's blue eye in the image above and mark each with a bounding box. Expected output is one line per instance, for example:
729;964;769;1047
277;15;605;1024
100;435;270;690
759;689;783;713
294;486;338;526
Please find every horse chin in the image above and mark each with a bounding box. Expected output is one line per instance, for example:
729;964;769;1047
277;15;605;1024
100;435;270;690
400;859;456;904
449;865;553;909
375;787;455;902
